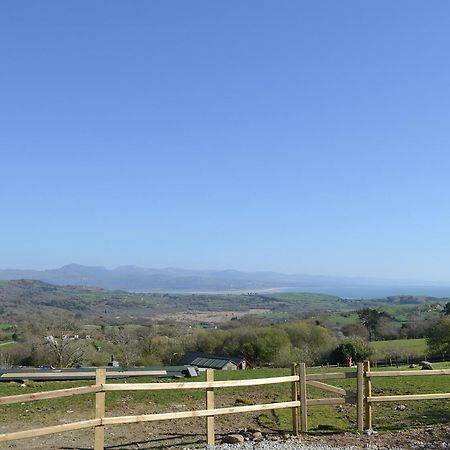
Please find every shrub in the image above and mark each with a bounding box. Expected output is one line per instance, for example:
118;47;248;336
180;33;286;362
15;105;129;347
330;338;373;364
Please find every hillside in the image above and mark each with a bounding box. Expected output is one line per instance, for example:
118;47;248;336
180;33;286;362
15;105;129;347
0;280;448;327
0;280;344;322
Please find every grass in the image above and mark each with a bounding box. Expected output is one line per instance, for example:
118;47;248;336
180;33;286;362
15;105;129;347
321;312;360;328
0;341;15;347
0;364;449;435
370;338;428;360
255;362;450;433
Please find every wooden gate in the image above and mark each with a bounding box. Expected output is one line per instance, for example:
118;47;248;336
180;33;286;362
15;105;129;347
293;362;363;432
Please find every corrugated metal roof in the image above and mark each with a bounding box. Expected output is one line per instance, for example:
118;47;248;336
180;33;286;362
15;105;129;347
178;352;246;366
191;357;237;369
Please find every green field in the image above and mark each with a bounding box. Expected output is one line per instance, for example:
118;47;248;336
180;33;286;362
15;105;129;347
370;338;428;360
0;342;15;347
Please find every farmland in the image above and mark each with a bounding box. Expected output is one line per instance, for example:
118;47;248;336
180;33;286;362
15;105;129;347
1;280;448;324
370;338;428;360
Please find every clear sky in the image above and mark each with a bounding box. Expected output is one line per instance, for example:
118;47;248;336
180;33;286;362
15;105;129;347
1;1;450;281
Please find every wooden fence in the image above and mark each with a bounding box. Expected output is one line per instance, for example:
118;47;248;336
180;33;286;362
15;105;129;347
363;361;450;430
0;362;449;449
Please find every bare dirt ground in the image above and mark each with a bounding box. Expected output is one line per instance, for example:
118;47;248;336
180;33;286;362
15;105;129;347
157;309;271;323
3;412;450;450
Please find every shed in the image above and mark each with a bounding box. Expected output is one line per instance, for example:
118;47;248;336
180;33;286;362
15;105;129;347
178;352;251;370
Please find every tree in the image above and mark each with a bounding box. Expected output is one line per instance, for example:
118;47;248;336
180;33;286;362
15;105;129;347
106;327;141;368
376;316;399;340
358;308;391;341
41;317;87;368
330;338;372;364
443;302;450;316
427;317;450;356
399;319;434;339
358;308;380;340
341;323;369;340
45;334;85;368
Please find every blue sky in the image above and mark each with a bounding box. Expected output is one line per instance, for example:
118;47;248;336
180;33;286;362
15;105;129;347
1;1;450;280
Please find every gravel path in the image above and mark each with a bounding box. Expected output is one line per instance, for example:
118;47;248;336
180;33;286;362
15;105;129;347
207;443;359;450
193;425;450;450
204;441;448;450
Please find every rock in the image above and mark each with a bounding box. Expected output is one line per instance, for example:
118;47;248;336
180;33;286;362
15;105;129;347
282;433;291;439
395;404;406;411
222;434;245;444
419;361;433;370
252;431;263;441
365;428;378;436
409;364;417;368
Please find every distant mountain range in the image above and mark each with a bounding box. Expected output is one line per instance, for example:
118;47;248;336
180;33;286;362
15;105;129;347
0;264;449;296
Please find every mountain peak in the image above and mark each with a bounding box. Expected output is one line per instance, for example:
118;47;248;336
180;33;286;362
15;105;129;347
57;264;107;272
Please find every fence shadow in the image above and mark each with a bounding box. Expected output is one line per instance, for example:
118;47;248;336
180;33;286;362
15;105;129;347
60;432;234;450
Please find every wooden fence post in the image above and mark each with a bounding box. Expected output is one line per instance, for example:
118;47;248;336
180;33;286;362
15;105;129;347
94;368;106;450
291;363;299;435
356;363;363;432
299;362;308;432
206;369;215;446
364;360;372;430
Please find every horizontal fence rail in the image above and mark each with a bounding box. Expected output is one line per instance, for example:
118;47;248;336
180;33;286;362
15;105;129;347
102;375;298;391
0;362;449;448
366;369;450;378
306;372;357;380
368;393;450;402
0;366;195;382
0;385;101;405
0;419;101;442
102;401;300;425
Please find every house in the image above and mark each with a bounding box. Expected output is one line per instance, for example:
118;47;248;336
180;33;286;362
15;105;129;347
177;352;252;370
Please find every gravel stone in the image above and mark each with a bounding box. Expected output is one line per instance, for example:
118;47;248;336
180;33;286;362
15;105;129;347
209;443;358;450
194;425;450;450
222;434;245;444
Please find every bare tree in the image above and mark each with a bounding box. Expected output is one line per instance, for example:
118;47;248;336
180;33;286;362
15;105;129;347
106;327;141;367
44;318;85;368
0;351;14;369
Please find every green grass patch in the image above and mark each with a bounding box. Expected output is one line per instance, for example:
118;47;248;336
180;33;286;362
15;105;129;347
370;338;428;360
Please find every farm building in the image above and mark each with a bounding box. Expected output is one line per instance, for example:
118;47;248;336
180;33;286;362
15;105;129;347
178;352;251;370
